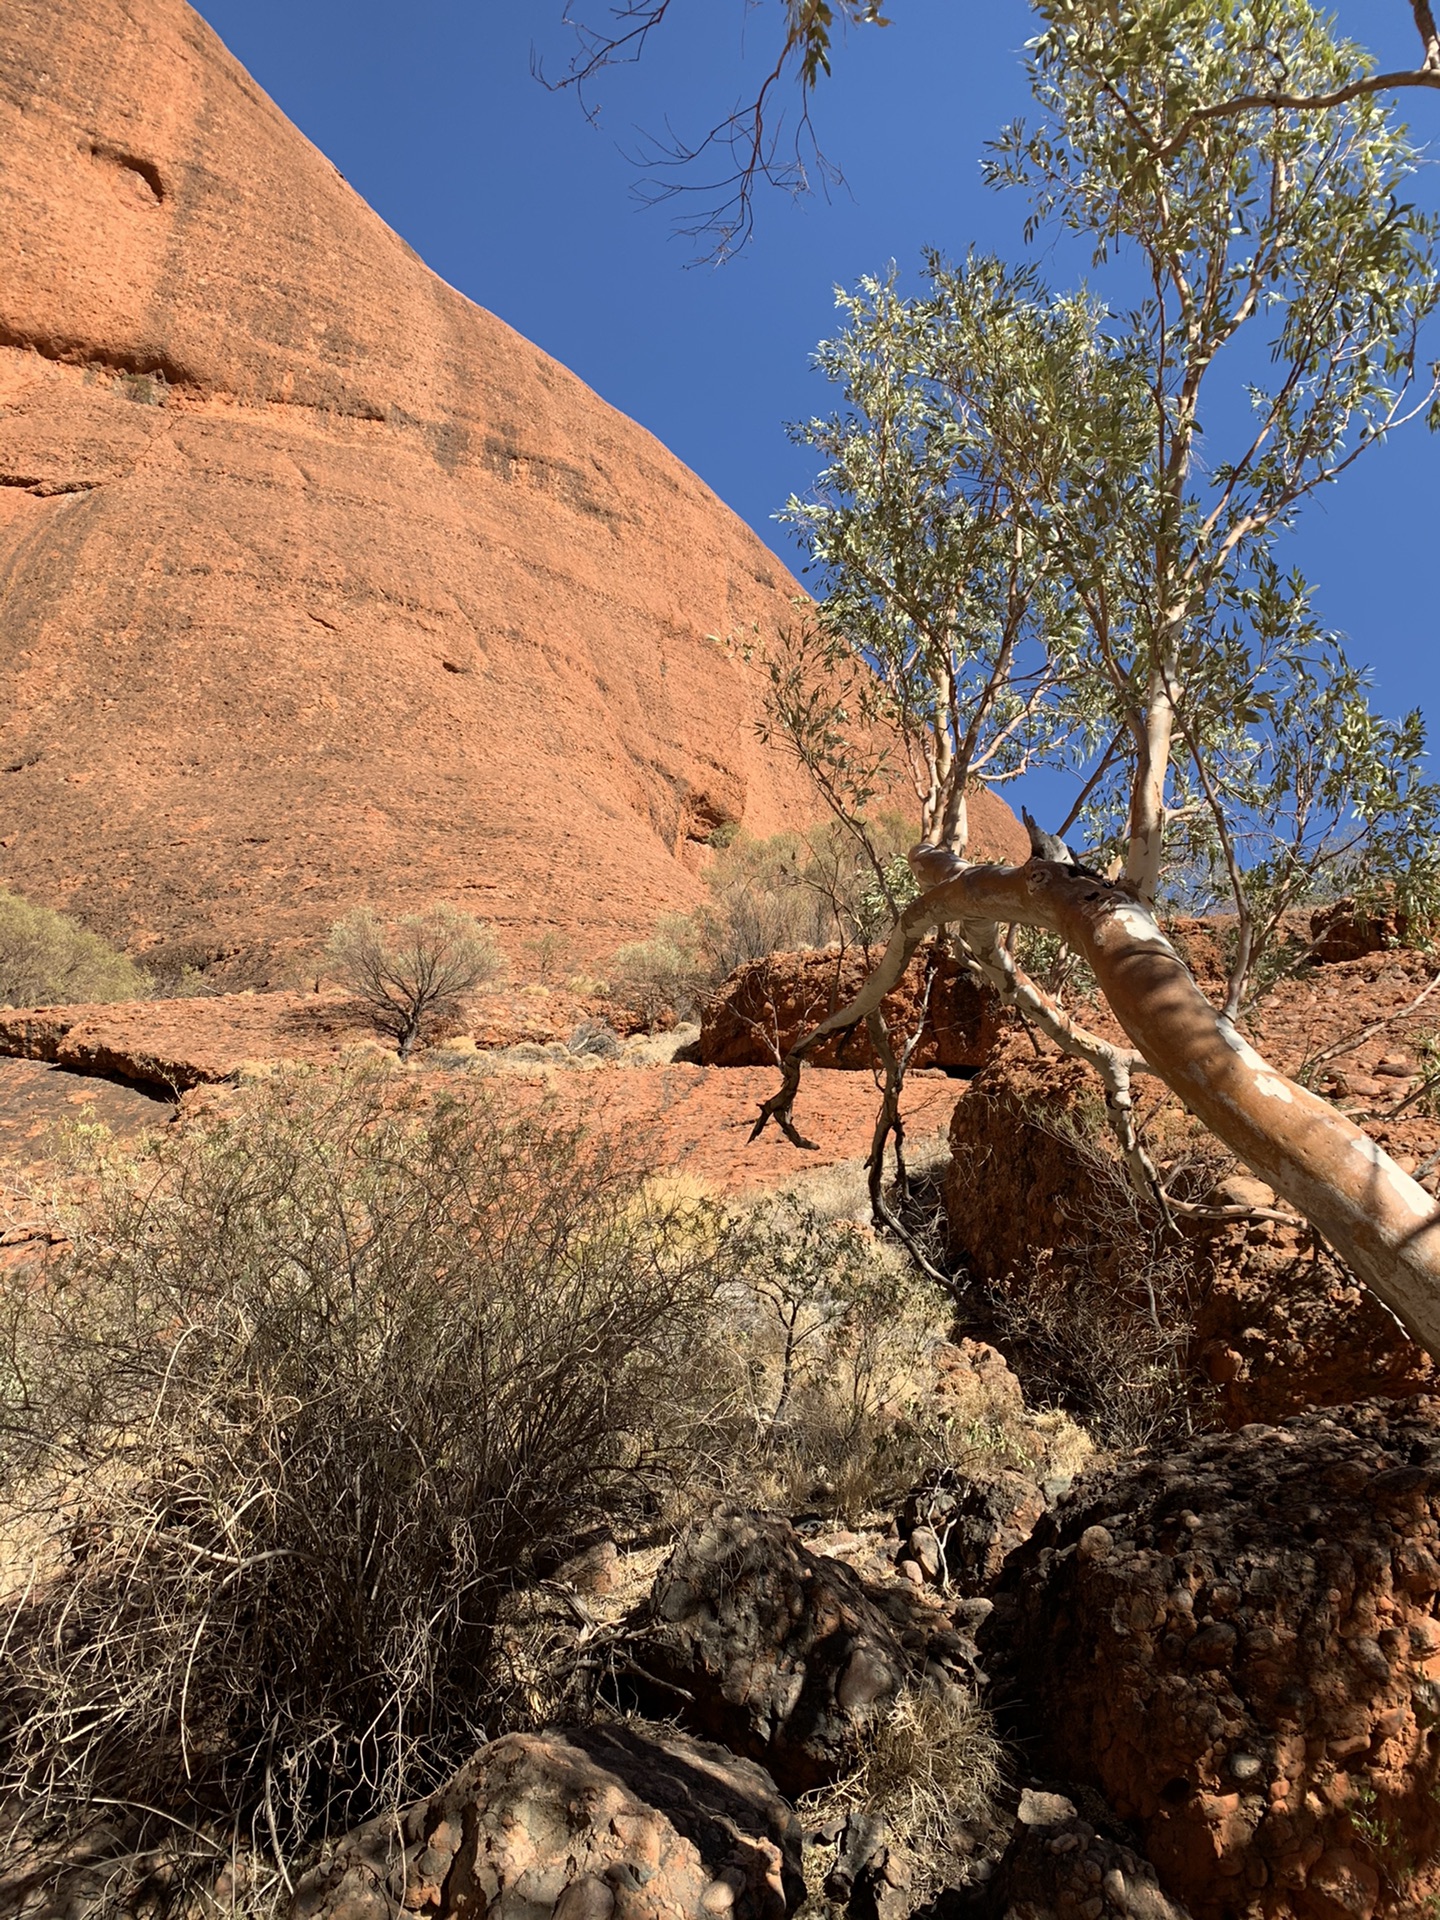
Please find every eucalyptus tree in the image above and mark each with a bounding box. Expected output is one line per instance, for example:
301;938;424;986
549;2;1440;255
754;0;1440;1348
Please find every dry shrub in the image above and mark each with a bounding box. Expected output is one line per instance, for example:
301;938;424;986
607;820;917;1030
0;1067;733;1884
717;1196;960;1522
0;890;147;1007
980;1098;1209;1452
326;903;503;1057
805;1685;1003;1901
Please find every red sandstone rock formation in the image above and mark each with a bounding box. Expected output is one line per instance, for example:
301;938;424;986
984;1400;1440;1919
0;0;1014;982
946;943;1440;1429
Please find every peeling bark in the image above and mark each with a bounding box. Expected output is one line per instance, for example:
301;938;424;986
754;852;1440;1354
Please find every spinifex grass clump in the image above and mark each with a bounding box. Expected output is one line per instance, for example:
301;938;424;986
0;1067;732;1878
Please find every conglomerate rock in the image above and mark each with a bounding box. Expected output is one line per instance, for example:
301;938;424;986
627;1507;974;1796
978;1788;1193;1920
980;1400;1440;1920
945;1018;1438;1431
290;1724;803;1920
699;949;1005;1072
897;1467;1047;1597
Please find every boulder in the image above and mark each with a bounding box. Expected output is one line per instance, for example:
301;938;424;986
897;1467;1046;1596
627;1507;968;1795
981;1400;1440;1919
977;1789;1193;1919
1192;1209;1434;1427
1310;899;1409;964
699;949;1002;1072
946;1029;1437;1431
290;1724;803;1920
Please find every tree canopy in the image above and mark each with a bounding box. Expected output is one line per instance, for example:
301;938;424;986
739;0;1440;1349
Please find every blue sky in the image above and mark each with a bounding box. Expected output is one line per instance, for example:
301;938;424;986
192;0;1438;829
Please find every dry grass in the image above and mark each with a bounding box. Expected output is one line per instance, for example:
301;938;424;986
803;1685;1004;1901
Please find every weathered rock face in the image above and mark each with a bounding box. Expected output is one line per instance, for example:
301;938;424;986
1192;1210;1435;1428
980;1789;1194;1920
290;1724;803;1920
627;1508;968;1796
946;1022;1437;1431
699;946;1010;1072
1309;899;1409;965
0;0;845;982
981;1401;1440;1920
897;1467;1047;1598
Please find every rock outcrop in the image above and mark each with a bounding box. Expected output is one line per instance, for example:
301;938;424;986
982;1401;1440;1919
698;947;1009;1072
979;1789;1193;1920
626;1508;971;1796
290;1724;803;1920
946;1011;1439;1431
0;0;865;982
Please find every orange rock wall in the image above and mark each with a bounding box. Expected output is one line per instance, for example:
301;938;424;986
0;0;865;980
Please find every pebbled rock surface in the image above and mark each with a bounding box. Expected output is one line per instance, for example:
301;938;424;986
977;1788;1194;1920
897;1467;1047;1598
698;947;1009;1072
981;1400;1440;1920
289;1723;803;1920
0;0;846;981
627;1507;972;1796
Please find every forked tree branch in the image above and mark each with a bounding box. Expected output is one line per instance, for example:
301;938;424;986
1140;1;1440;161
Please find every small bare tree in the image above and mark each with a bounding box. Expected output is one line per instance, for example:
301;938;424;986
327;905;503;1058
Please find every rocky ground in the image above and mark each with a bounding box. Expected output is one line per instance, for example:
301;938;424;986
5;918;1440;1920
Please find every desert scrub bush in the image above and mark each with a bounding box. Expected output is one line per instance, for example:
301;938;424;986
609;915;707;1029
0;890;148;1007
327;902;502;1057
0;1067;734;1880
722;1196;956;1520
610;818;921;1029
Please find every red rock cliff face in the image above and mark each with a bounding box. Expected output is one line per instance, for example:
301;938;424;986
0;0;1031;981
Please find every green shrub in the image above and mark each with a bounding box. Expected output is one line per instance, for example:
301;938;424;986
0;1068;732;1876
721;1196;957;1521
0;889;148;1006
610;915;707;1028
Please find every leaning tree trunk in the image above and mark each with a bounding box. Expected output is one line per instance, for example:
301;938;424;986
754;853;1440;1356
